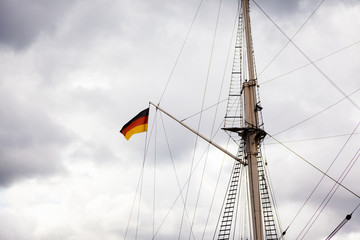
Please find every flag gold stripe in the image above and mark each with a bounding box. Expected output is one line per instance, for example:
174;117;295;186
120;108;149;140
124;123;148;140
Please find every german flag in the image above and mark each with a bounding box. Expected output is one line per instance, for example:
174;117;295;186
120;108;149;140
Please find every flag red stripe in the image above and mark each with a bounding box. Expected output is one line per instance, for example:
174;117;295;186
120;115;148;135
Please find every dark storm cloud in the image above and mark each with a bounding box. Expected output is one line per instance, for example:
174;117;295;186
0;0;73;50
0;90;73;186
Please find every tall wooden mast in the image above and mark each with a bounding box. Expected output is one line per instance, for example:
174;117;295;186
219;0;281;238
242;0;265;239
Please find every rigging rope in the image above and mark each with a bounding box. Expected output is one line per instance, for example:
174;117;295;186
136;105;156;240
123;163;144;240
193;119;233;239
158;0;205;105
267;133;360;200
260;40;360;85
257;0;326;77
261;144;284;237
266;132;360;145
135;167;143;240
188;0;243;237
201;135;231;240
181;98;228;122
152;112;230;239
270;87;360;137
124;104;153;240
278;121;360;239
232;162;246;239
212;160;237;240
299;147;360;239
152;115;158;237
252;0;360;112
179;0;224;238
204;3;248;238
324;203;360;239
153;112;195;240
325;212;353;240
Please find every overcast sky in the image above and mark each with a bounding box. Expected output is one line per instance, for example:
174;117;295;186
0;0;360;239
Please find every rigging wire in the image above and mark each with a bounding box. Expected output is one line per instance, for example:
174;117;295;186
215;3;244;239
270;87;360;137
152;113;158;238
124;0;360;238
246;169;253;238
212;160;238;240
261;144;284;237
123;104;154;240
241;169;250;239
260;40;360;85
196;118;233;239
179;0;224;238
181;98;228;122
153;112;230;239
189;0;242;236
266;132;360;200
210;4;256;237
257;0;326;77
188;141;212;239
325;209;354;240
232;162;245;240
158;0;205;105
135;164;143;240
136;106;156;240
202;135;232;240
143;1;360;238
324;203;360;239
252;0;360;112
265;132;360;145
299;146;360;239
250;1;360;232
153;112;195;239
123;160;145;240
326;215;352;240
278;121;360;238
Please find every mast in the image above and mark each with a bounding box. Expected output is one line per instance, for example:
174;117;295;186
242;0;265;239
221;0;271;239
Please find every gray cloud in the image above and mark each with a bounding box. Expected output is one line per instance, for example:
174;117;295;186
0;0;73;50
0;89;72;185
